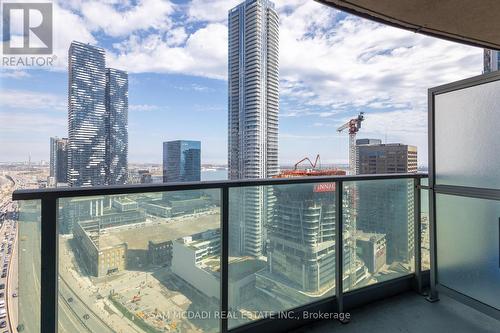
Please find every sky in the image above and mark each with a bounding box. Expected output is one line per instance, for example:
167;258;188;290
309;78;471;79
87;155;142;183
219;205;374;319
0;0;483;166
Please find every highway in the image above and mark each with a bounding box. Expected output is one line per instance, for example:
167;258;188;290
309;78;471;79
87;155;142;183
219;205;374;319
1;173;144;332
16;204;42;332
2;174;93;332
58;276;115;333
16;202;113;333
1;216;16;332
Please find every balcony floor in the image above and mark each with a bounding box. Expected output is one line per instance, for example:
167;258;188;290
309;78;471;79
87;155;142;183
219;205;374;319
292;291;500;333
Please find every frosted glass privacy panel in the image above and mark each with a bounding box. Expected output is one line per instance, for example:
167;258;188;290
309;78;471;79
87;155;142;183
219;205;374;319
434;79;500;189
436;194;500;310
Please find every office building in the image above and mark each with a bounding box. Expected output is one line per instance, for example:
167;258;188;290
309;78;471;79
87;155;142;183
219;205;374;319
49;137;57;179
484;49;500;73
356;141;417;263
227;0;279;257
138;170;153;184
68;41;107;187
356;138;382;146
49;137;68;184
162;140;201;183
105;68;128;185
356;142;417;174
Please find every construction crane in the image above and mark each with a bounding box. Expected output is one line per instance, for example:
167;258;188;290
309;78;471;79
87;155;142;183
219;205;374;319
337;112;365;175
276;154;345;178
294;154;321;170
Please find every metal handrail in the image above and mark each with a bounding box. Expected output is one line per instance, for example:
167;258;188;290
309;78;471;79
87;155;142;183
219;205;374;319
12;173;428;200
11;172;428;333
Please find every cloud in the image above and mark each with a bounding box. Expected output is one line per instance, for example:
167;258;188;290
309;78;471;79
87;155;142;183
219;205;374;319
186;0;241;23
173;83;212;92
0;112;66;133
80;0;175;37
129;104;162;112
30;1;97;70
108;23;228;79
166;27;188;47
1;0;483;165
276;1;481;113
0;70;31;79
0;90;66;111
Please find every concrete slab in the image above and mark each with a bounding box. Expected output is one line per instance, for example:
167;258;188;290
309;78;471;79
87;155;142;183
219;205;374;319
292;292;500;333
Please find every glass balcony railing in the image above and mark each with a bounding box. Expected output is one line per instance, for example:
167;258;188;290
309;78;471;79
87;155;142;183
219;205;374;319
17;200;41;333
13;173;428;333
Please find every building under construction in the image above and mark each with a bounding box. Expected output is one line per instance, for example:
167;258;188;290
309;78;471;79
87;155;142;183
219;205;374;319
255;157;368;308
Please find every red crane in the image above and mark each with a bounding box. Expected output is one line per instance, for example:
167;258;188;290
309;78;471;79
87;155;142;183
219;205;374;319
337;112;365;175
294;154;321;170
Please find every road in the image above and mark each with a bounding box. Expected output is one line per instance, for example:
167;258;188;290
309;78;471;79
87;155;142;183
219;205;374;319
17;207;114;333
16;207;42;333
58;276;115;333
1;217;16;332
2;174;104;332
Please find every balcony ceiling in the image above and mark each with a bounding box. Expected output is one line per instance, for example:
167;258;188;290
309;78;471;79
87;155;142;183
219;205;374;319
317;0;500;50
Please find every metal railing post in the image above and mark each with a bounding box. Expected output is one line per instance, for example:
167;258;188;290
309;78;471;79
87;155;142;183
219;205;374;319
221;187;229;332
413;178;424;295
40;197;58;333
335;181;348;323
426;185;440;302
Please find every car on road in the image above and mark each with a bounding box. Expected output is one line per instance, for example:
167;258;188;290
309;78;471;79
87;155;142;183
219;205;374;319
0;284;5;290
12;292;17;298
0;321;6;328
0;292;4;298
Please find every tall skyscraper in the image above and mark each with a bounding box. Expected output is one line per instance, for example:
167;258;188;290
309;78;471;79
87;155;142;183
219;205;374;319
49;137;58;178
67;41;128;187
163;140;201;183
484;49;500;73
228;0;279;179
227;0;279;257
355;140;417;263
49;137;68;184
105;68;129;185
68;41;107;187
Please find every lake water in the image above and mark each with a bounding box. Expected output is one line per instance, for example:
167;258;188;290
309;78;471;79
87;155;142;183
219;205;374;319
201;169;228;181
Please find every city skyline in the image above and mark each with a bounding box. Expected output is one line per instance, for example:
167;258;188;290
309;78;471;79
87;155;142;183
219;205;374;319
0;1;498;332
0;0;483;167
